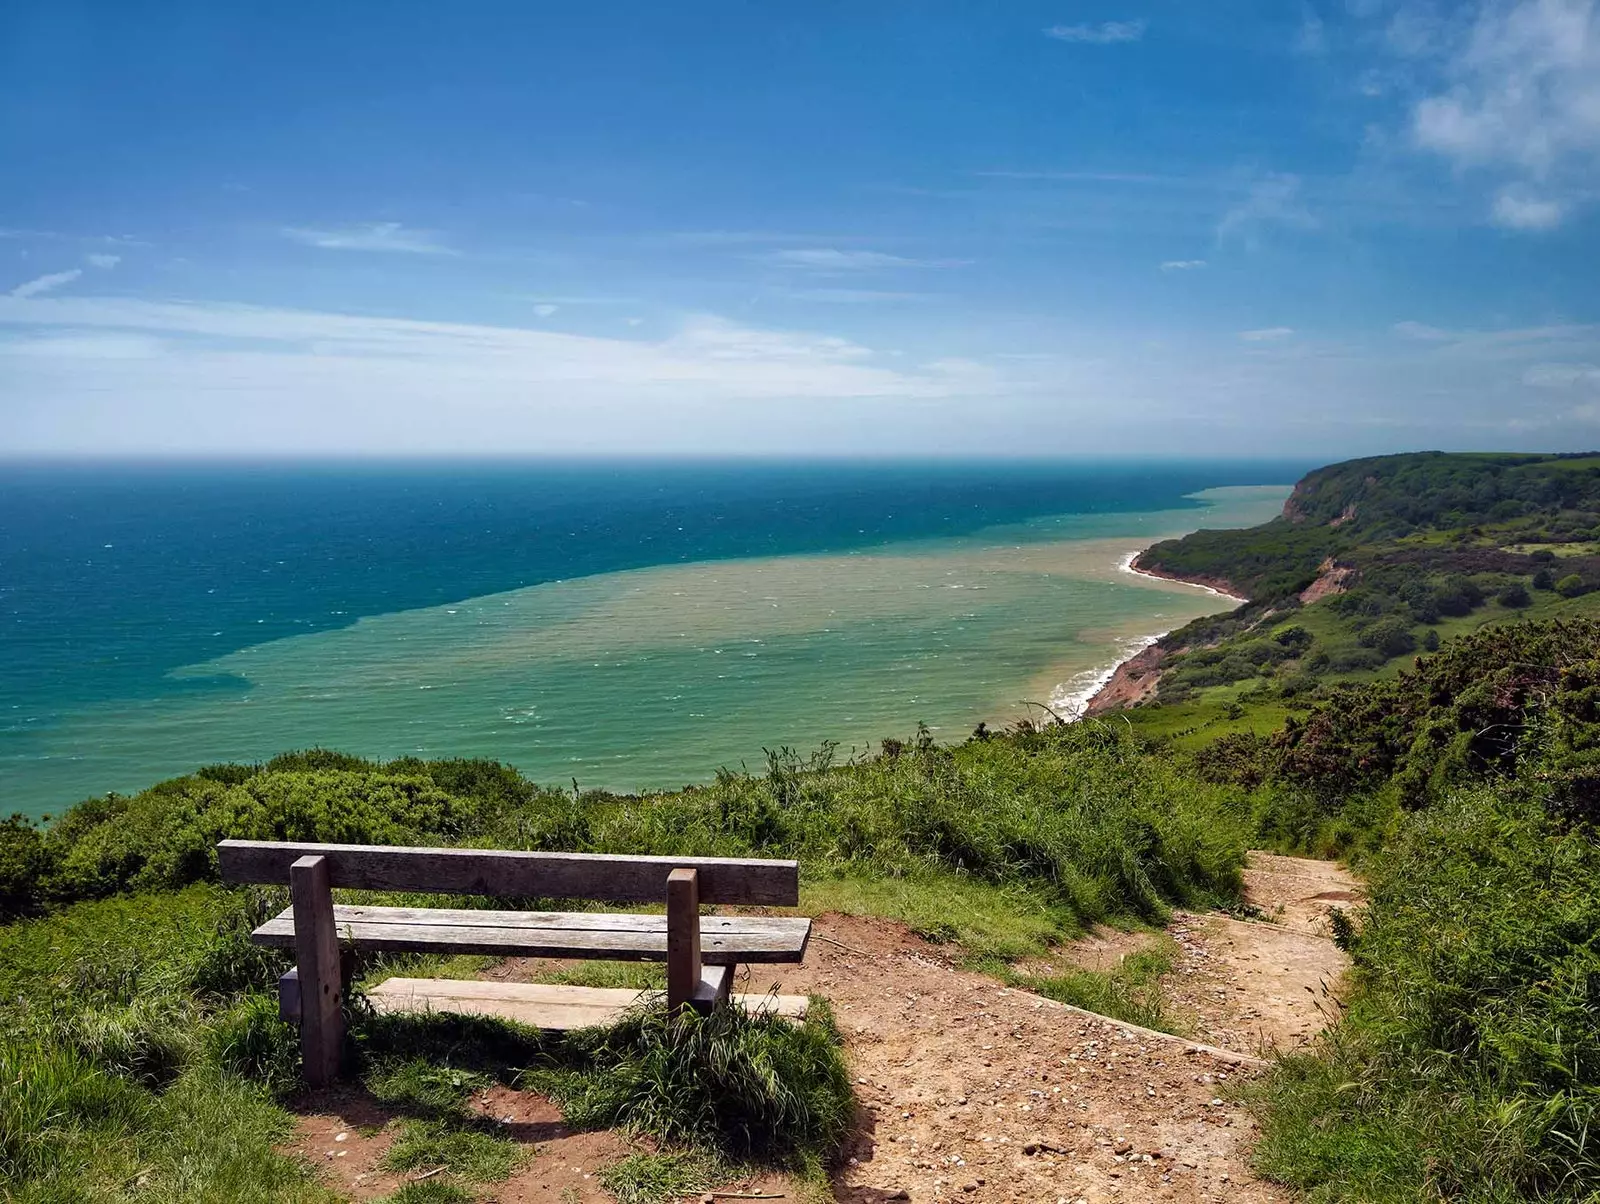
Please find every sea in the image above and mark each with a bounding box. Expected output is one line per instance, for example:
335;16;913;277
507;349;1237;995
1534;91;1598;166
0;460;1301;819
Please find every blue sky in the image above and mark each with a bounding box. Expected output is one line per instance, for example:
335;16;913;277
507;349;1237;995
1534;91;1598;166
2;1;1599;457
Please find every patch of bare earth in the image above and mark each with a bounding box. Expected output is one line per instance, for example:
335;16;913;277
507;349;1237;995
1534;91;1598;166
288;852;1358;1202
287;1083;633;1202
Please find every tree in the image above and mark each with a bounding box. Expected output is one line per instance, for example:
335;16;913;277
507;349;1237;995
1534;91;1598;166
1497;582;1531;608
1557;573;1588;598
1358;616;1418;659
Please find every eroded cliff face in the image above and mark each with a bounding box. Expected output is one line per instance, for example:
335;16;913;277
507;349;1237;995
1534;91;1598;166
1299;558;1356;604
1085;643;1167;715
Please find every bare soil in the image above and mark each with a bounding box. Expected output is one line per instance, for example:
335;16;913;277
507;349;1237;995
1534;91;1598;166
287;851;1359;1202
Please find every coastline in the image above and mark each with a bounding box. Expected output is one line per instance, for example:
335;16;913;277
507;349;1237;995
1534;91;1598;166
1050;548;1248;720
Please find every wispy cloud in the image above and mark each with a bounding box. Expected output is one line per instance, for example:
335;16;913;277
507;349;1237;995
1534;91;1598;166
1524;362;1600;386
778;287;936;303
1160;259;1207;270
532;304;559;317
1043;19;1147;44
85;253;121;269
1216;174;1317;243
1239;326;1295;341
9;269;82;299
1406;0;1600;230
1491;189;1567;230
281;222;453;254
767;248;956;272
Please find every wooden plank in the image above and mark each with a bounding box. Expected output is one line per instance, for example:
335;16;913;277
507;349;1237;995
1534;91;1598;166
365;976;809;1030
291;855;343;1087
271;904;804;936
217;840;798;905
665;868;701;1012
251;905;811;963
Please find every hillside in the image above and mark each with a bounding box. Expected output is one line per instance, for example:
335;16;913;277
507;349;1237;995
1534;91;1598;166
1092;451;1600;737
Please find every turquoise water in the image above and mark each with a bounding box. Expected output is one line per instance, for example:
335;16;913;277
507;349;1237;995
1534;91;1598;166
1;463;1291;816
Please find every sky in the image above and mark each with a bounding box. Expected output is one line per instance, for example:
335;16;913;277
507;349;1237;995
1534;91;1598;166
2;0;1599;458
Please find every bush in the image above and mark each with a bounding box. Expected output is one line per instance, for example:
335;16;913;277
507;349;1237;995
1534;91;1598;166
1357;616;1417;659
1557;573;1588;598
0;816;49;918
529;1000;854;1163
1496;581;1532;608
1533;567;1556;590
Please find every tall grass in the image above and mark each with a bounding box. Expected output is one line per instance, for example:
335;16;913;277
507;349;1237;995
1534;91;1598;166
1245;789;1600;1202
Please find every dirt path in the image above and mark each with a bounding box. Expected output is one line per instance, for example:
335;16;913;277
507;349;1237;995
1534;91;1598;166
289;852;1358;1202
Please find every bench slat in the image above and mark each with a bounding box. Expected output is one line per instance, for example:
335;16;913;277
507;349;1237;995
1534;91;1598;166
251;905;810;964
269;904;804;935
218;840;798;905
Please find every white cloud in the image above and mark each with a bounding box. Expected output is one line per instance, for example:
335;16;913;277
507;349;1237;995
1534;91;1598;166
780;287;934;303
281;222;453;254
1160;259;1207;270
1216;174;1317;243
1409;0;1600;229
768;248;933;271
1491;188;1567;228
85;253;121;269
1043;20;1147;43
1524;361;1600;385
1239;326;1296;341
9;269;82;299
532;303;559;317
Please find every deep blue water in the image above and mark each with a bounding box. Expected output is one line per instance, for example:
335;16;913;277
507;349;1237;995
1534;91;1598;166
1;459;1305;808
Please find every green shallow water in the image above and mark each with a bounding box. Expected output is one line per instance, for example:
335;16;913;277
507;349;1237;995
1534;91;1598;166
19;485;1287;809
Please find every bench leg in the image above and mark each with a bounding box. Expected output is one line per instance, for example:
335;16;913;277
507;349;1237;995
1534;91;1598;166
666;867;702;1014
290;854;344;1087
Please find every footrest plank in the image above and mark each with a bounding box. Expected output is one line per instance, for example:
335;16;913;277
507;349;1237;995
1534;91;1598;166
363;976;807;1030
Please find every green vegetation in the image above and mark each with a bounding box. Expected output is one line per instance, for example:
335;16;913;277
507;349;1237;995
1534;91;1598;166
1000;937;1180;1032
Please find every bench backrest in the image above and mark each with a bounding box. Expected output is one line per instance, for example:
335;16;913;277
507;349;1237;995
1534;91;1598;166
215;839;799;906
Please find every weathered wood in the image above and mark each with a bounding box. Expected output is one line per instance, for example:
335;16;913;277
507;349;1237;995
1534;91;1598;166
217;840;799;905
290;855;343;1087
252;904;811;963
693;963;733;1010
268;903;805;936
364;976;808;1030
278;968;301;1022
665;868;702;1012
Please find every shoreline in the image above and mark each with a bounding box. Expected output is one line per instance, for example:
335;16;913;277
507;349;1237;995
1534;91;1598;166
1049;548;1248;720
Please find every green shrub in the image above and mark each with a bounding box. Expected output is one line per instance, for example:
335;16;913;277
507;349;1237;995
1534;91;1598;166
1557;573;1587;598
1496;581;1532;608
528;1000;853;1163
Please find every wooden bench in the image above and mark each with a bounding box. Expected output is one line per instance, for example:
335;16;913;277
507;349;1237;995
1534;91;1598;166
216;839;811;1086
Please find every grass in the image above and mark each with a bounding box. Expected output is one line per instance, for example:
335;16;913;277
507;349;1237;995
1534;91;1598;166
599;1150;728;1204
380;1118;525;1180
999;936;1182;1033
524;999;852;1165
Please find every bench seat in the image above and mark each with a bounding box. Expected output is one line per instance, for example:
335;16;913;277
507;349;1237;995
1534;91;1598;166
252;903;812;964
